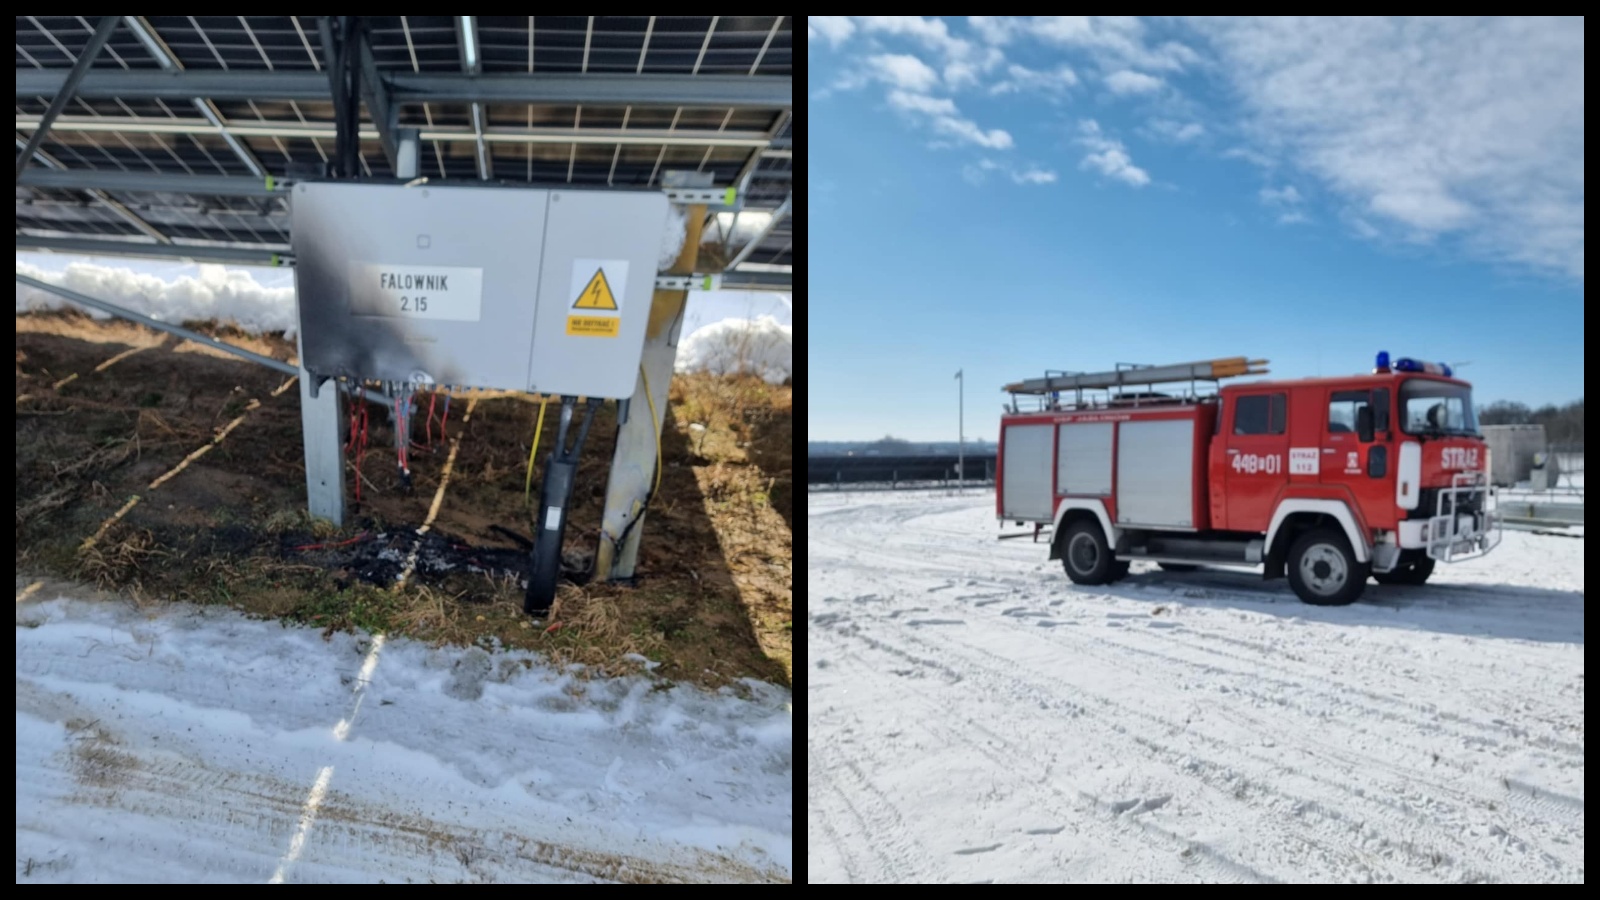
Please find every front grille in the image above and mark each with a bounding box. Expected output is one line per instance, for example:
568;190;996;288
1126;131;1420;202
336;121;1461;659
1411;485;1484;520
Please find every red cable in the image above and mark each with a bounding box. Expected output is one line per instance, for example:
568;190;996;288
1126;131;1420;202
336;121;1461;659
426;391;438;448
350;396;368;504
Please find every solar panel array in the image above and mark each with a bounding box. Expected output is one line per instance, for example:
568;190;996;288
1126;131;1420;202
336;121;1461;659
16;16;792;283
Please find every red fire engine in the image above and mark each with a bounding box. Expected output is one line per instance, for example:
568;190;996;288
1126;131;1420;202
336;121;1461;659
996;354;1501;605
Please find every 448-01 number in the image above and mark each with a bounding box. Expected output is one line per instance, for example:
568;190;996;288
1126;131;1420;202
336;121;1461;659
400;295;428;313
1231;453;1282;475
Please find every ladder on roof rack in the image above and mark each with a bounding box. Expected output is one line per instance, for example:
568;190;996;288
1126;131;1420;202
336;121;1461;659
1003;357;1269;395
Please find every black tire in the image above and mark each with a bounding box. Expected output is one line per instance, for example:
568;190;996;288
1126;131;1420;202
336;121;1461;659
1110;560;1132;582
1374;557;1436;585
1061;520;1114;585
1157;562;1199;572
1287;527;1369;606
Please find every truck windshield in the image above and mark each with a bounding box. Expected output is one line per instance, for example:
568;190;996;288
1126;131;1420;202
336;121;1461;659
1399;380;1478;436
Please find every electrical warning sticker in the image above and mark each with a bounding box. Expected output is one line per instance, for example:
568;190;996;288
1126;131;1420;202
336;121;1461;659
567;258;628;337
571;259;628;311
566;315;620;337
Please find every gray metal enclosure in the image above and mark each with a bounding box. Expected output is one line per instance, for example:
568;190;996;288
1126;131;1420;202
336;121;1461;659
292;182;667;400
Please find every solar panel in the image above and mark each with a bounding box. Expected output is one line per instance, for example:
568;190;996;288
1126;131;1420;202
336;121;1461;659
15;15;792;289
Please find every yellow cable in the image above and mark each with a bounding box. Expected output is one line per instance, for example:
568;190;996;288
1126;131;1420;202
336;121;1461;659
524;395;549;503
639;365;662;499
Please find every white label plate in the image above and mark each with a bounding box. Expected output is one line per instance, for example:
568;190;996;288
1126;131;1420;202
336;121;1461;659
350;263;485;321
1289;447;1320;475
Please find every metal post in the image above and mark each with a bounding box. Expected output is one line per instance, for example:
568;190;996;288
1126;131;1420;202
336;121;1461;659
956;368;965;490
596;203;705;580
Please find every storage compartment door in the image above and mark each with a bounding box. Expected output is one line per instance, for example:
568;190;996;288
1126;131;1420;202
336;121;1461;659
1057;422;1113;495
1117;419;1196;527
1001;424;1055;521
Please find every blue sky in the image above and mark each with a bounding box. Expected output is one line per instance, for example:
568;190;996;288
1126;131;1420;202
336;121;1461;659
809;16;1585;442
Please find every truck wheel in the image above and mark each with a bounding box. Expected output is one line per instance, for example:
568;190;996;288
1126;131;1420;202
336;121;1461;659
1110;560;1132;582
1374;557;1435;586
1061;521;1114;586
1157;562;1199;572
1287;528;1369;606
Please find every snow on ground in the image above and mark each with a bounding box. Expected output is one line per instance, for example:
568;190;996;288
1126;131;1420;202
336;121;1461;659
675;314;792;384
16;597;791;884
809;490;1584;884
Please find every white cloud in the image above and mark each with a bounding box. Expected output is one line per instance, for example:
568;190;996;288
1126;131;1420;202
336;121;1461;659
866;53;941;92
1259;185;1302;206
886;90;1014;149
1147;118;1204;142
886;90;958;117
1075;119;1150;187
932;116;1015;149
967;16;1018;45
1190;16;1584;279
989;63;1079;96
1011;167;1059;185
857;16;1004;89
1277;211;1310;226
809;16;856;47
1104;69;1163;95
962;158;1057;186
1027;16;1200;72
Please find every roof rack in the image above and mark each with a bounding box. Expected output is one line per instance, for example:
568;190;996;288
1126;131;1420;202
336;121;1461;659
1004;357;1269;394
1004;357;1270;412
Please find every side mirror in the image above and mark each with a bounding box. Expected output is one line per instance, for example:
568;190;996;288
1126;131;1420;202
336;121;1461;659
1356;406;1375;443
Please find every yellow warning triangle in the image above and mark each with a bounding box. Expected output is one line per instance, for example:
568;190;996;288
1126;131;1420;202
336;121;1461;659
572;268;619;310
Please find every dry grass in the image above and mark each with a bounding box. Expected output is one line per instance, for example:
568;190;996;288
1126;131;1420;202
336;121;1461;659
16;313;792;686
78;526;167;590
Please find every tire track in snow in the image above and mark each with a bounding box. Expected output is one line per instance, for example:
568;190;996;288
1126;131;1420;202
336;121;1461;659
811;608;1275;883
895;606;1579;883
949;599;1586;876
814;605;1504;883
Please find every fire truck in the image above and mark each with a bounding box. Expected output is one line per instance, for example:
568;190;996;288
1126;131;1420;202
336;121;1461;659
996;354;1500;605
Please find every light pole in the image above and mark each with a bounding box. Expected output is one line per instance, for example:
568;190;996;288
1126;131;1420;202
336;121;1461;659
955;368;964;489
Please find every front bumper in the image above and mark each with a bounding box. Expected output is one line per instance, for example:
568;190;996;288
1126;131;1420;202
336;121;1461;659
1395;472;1501;561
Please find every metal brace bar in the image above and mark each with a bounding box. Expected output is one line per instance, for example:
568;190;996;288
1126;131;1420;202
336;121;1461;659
654;274;723;291
15;16;120;180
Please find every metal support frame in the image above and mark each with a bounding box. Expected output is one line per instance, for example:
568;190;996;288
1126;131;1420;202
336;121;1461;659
456;16;493;180
15;141;172;244
17;234;281;264
719;269;792;291
595;203;706;581
725;192;791;270
316;16;365;179
15;16;118;180
15;69;794;109
18;168;285;197
356;24;400;170
121;16;266;178
14;114;772;148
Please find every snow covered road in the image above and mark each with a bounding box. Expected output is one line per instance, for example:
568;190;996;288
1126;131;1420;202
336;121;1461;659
16;597;792;883
808;490;1584;883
